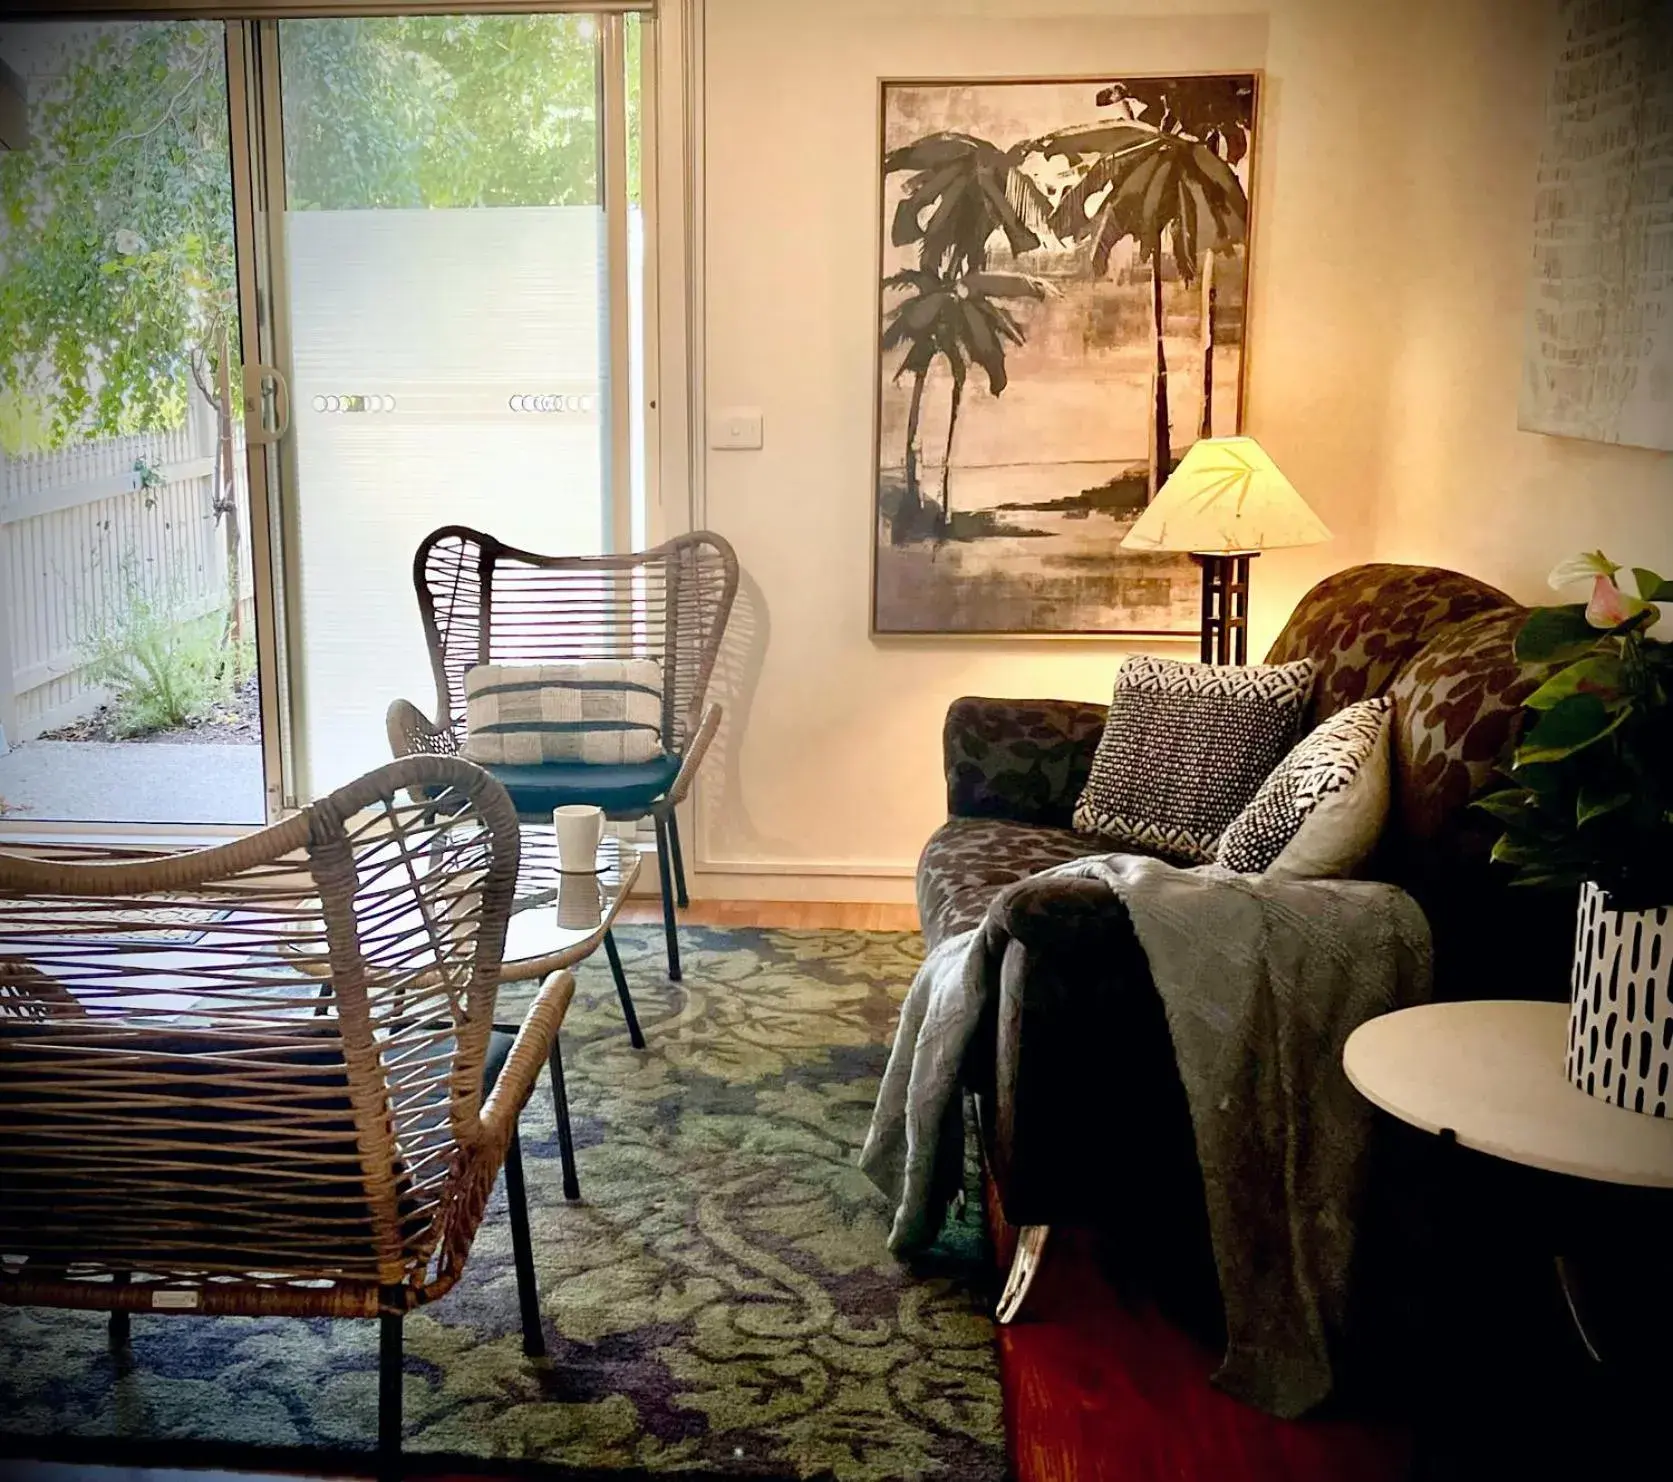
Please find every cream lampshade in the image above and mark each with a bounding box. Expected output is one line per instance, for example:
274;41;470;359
1122;436;1331;662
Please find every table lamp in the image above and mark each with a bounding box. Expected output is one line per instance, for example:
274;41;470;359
1121;435;1331;664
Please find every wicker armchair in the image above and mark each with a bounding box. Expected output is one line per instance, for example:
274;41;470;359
388;527;739;982
0;755;571;1468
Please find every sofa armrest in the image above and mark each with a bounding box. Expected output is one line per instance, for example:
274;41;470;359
976;875;1215;1291
943;697;1107;827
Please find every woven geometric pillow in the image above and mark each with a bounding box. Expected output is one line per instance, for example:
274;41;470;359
460;660;664;766
1072;655;1316;863
1217;697;1393;878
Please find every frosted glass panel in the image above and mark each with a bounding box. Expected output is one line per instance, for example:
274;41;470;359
287;207;604;795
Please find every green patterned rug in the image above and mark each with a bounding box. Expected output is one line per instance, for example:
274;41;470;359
0;926;1007;1481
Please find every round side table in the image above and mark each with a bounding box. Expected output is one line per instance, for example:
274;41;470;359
1345;999;1673;1370
1344;1000;1673;1191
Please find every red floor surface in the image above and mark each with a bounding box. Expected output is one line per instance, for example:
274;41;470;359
994;1224;1412;1482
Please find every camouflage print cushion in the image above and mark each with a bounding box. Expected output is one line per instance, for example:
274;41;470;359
1265;564;1518;722
1387;605;1543;853
942;697;1109;829
916;816;1104;950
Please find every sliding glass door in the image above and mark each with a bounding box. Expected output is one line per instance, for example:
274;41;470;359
0;7;649;827
255;12;644;801
0;18;269;826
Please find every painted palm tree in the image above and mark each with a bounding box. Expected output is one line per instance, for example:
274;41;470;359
881;267;1044;541
881;131;1051;542
884;132;1054;276
1034;91;1251;498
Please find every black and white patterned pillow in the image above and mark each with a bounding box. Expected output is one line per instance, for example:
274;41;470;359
1216;697;1393;877
1072;656;1316;863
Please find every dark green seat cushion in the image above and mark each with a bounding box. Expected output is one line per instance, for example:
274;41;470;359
484;753;681;817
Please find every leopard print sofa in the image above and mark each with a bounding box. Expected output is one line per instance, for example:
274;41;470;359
917;563;1555;988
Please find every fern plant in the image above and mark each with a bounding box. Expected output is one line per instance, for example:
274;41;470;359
79;560;237;738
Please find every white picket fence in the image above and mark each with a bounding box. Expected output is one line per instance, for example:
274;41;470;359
0;394;252;746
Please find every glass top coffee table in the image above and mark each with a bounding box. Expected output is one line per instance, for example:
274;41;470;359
493;828;644;1205
498;829;642;1004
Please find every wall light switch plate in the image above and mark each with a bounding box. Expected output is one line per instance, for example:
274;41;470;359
709;408;763;450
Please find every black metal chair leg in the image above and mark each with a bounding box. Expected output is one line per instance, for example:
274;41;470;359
378;1295;403;1478
501;1129;547;1358
548;1036;582;1202
654;815;682;982
603;929;645;1049
666;809;689;909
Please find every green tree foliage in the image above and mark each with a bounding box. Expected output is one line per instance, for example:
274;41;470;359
0;22;234;446
0;15;607;450
280;14;600;210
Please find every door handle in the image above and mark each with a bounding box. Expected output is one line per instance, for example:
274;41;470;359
243;364;291;445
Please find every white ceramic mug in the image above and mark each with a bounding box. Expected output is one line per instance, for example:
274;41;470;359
553;804;604;873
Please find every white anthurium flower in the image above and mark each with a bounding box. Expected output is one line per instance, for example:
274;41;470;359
1548;550;1619;591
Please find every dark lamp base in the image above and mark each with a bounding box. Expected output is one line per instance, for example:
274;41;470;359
1191;551;1257;665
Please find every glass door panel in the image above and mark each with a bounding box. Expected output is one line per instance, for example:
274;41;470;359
0;19;266;826
270;14;622;800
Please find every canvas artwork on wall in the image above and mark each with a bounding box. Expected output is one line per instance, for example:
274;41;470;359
871;73;1260;636
1518;0;1672;452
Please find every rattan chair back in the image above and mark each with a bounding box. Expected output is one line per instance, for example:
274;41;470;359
408;527;739;757
0;755;525;1319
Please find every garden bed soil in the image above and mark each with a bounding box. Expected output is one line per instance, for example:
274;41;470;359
39;674;261;746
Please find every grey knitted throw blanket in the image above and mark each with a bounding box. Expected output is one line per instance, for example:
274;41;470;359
860;854;1433;1418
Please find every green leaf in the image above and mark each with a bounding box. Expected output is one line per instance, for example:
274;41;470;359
1491;837;1551;867
1630;567;1670;601
1513;693;1627;765
1508;869;1586;891
1473;790;1539;824
1524;653;1626;711
1514;605;1598;665
1577;785;1631;826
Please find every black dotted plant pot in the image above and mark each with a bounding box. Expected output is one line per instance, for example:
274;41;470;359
1567;882;1673;1119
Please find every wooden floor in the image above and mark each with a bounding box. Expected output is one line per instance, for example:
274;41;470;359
3;899;1415;1482
993;1226;1409;1482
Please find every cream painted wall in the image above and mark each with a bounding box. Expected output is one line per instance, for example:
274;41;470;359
687;0;1672;900
1366;0;1673;600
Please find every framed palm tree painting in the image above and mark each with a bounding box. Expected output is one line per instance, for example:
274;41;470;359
871;73;1260;636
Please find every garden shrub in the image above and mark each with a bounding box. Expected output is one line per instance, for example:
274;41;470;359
80;563;239;738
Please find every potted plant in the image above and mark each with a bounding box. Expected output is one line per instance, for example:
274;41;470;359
1479;552;1673;1118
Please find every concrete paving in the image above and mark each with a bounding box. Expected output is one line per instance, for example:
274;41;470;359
0;740;265;825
